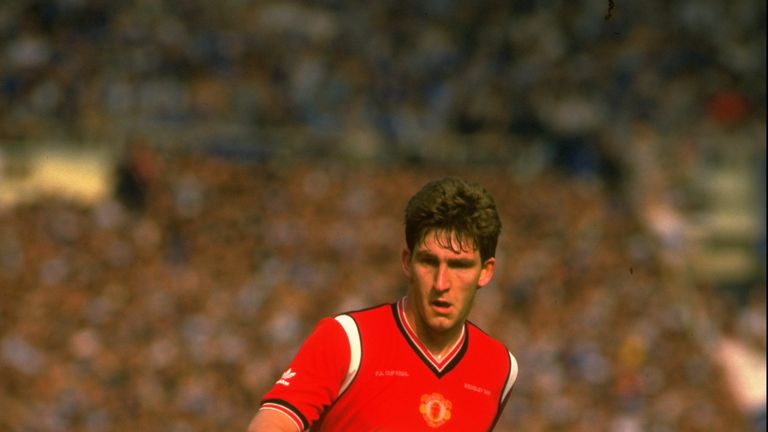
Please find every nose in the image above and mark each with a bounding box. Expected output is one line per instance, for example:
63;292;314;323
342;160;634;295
434;264;450;292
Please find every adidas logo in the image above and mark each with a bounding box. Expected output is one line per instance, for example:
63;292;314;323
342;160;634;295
276;368;296;386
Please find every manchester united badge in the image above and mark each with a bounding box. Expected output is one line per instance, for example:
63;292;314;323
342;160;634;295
419;393;452;428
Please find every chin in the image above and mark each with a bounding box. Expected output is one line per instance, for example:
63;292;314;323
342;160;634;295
427;318;456;332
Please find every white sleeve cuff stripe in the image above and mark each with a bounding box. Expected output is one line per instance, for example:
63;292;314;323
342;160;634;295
334;314;362;395
259;403;304;432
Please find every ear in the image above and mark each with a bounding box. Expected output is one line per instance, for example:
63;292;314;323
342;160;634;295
477;257;496;288
401;247;413;280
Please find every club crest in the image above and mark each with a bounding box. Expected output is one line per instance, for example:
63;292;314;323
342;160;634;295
419;393;452;428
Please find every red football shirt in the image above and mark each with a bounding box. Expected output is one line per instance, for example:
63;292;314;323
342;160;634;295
260;297;518;431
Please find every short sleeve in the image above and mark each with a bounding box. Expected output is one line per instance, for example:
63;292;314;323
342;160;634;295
259;317;350;431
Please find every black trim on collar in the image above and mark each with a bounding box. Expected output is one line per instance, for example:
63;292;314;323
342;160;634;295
390;303;469;378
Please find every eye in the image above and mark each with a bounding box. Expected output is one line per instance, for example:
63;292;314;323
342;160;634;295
417;255;439;267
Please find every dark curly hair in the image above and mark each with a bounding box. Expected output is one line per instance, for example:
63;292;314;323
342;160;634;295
405;177;501;262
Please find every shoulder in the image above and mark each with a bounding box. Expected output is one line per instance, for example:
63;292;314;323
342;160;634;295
335;302;393;326
466;321;518;371
466;321;519;394
339;302;393;319
329;302;394;342
466;320;508;352
312;301;392;333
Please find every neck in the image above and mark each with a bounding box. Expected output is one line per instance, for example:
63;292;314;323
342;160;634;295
402;297;463;359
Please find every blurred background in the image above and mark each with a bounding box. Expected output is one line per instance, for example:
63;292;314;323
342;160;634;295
0;0;765;431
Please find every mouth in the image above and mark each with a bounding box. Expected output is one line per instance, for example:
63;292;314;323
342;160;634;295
430;299;453;314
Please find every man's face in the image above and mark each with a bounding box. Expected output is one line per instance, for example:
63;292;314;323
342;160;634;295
401;230;496;340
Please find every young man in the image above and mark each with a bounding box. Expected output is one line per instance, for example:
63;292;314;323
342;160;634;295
248;177;518;431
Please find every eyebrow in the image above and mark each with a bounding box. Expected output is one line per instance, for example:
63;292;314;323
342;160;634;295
414;250;477;267
447;258;477;267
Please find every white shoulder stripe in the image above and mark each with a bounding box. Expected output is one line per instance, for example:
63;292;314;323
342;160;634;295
334;314;361;395
502;352;518;402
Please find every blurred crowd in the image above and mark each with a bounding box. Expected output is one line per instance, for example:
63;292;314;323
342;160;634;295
1;0;765;255
0;0;766;431
1;152;765;431
0;0;764;158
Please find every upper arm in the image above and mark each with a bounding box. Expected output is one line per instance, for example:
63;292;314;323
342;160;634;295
256;317;353;429
248;407;301;432
502;351;518;402
491;350;519;431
